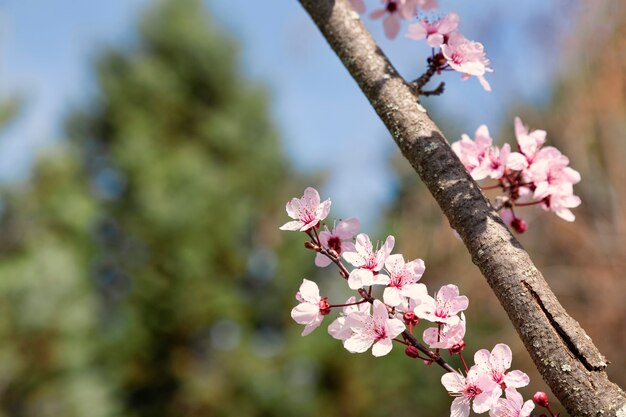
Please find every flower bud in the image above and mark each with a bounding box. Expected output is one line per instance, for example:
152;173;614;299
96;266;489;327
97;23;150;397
404;345;419;358
304;241;319;251
533;391;549;408
511;217;527;234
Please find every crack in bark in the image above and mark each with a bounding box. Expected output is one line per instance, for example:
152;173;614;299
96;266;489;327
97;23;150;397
522;280;604;372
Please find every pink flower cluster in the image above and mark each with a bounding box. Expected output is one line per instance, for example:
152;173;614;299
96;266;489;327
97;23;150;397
452;117;582;232
349;0;438;39
280;187;540;416
406;13;493;91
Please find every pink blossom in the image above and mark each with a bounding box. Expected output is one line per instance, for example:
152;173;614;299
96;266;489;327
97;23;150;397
489;388;535;417
406;12;459;48
315;218;360;267
343;233;395;289
474;343;530;389
541;189;582;222
414;284;469;325
343;300;405;356
441;367;501;417
507;117;548;170
291;279;331;336
369;0;418;39
452;125;509;180
380;254;427;306
349;0;366;14
328;296;370;341
423;313;466;349
280;187;331;232
441;32;493;91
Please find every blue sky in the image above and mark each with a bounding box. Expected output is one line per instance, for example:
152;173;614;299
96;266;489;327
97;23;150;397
0;0;579;226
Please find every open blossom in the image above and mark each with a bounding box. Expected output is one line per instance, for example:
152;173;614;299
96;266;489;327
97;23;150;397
441;32;493;91
315;218;360;267
370;0;418;39
343;233;395;289
343;300;405;356
328;296;370;341
406;12;459;48
507;117;582;221
489;388;535;417
414;284;469;325
474;343;530;389
542;189;582;222
452;125;509;181
380;254;427;306
441;367;501;417
507;117;548;170
423;313;466;349
291;279;330;336
280;187;331;232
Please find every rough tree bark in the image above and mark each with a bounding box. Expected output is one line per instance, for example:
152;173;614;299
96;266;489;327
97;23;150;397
296;0;626;415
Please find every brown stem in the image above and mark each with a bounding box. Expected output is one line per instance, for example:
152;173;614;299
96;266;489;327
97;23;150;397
296;0;626;415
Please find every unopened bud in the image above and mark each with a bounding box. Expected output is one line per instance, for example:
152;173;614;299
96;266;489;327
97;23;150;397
533;391;549;408
511;217;527;234
450;340;466;354
304;241;319;251
404;345;419;358
423;359;433;366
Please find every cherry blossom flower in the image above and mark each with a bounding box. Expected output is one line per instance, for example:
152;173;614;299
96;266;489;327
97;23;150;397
280;187;331;232
507;117;548;170
452;125;509;180
489;388;535;417
315;218;360;267
343;300;405;356
380;254;427;306
406;12;459;48
291;279;331;336
343;233;395;289
473;343;530;389
441;367;501;417
349;0;366;14
541;188;582;222
414;284;469;325
370;0;418;39
423;313;466;350
328;296;370;341
441;32;493;91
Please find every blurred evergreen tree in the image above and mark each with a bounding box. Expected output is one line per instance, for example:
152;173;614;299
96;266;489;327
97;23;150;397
64;0;316;416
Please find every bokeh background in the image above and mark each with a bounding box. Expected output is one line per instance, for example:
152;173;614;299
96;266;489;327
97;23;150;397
0;0;624;416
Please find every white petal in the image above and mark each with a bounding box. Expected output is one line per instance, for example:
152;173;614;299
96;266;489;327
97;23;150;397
450;397;471;417
383;287;402;307
348;269;374;290
344;333;373;353
279;220;305;231
504;370;530;388
441;372;466;393
299;279;321;303
371;338;393;357
291;303;320;325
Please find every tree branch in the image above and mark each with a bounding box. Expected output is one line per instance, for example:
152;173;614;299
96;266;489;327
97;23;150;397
296;0;626;415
